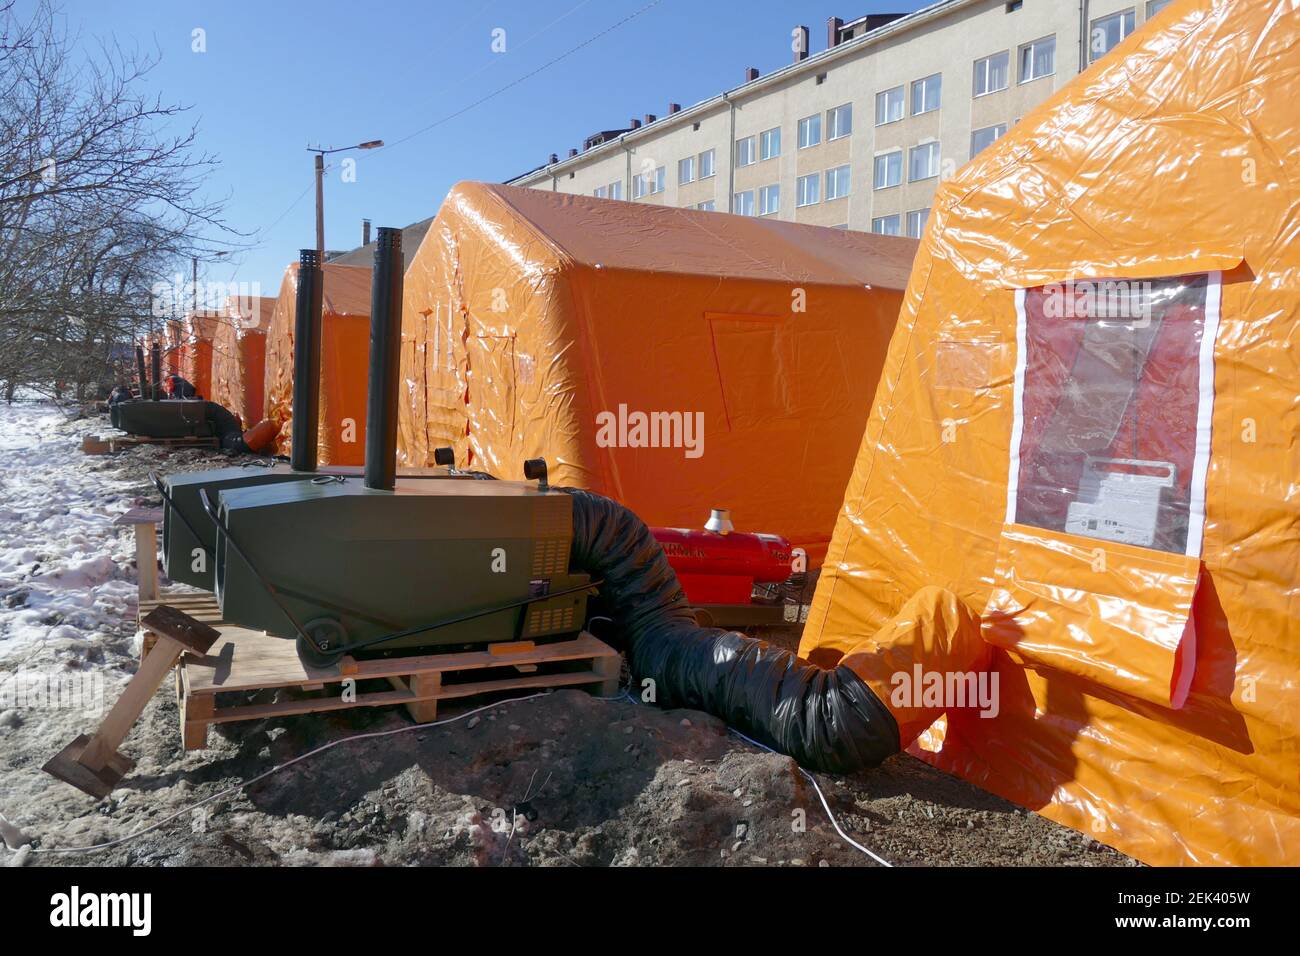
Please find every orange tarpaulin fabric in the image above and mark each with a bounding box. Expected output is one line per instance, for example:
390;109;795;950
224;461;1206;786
800;0;1299;865
263;261;371;465
399;182;916;563
181;310;221;399
165;319;183;376
210;295;275;426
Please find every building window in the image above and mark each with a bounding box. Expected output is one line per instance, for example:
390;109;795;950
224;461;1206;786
1006;1;1022;11
1019;35;1056;82
733;190;755;216
875;86;904;125
970;123;1007;158
678;156;695;185
873;150;902;189
797;113;822;149
1091;9;1136;62
759;183;780;216
910;73;942;115
872;215;902;236
653;166;665;194
1146;0;1171;15
594;186;607;199
906;208;931;238
796;173;820;207
633;174;647;199
699;149;716;179
697;200;716;212
735;135;756;167
825;164;851;200
909;142;941;181
759;127;781;161
973;51;1009;96
609;180;623;200
827;103;853;140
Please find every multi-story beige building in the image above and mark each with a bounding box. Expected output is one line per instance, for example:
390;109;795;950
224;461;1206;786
508;0;1174;236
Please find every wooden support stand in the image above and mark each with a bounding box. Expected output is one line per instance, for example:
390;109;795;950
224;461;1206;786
115;506;163;605
137;589;621;751
83;433;218;454
43;606;221;798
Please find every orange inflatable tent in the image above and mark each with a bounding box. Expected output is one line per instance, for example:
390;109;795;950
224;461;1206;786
181;310;221;398
164;319;183;376
264;261;372;465
399;182;916;563
210;295;276;426
801;0;1299;865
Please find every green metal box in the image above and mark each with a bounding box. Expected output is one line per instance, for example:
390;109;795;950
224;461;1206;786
161;464;324;590
214;476;589;655
112;399;213;438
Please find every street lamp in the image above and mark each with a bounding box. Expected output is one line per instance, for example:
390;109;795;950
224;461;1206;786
308;140;384;263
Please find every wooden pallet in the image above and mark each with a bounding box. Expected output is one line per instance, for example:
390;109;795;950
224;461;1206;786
84;433;218;455
139;590;621;750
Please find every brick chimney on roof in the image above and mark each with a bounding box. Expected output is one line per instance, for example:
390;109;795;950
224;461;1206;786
744;66;759;82
793;25;809;62
827;16;843;48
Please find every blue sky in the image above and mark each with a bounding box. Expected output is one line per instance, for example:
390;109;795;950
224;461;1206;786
53;0;929;297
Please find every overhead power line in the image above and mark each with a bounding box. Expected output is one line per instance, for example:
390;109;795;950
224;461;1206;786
382;0;665;152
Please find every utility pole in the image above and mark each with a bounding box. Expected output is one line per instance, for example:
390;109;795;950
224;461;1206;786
307;139;384;265
315;154;325;263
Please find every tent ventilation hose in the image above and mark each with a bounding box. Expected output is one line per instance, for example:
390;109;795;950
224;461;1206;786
561;488;900;774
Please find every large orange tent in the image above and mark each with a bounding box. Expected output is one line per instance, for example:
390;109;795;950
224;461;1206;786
262;220;435;464
800;0;1299;865
399;183;917;563
181;310;221;398
264;261;372;465
210;295;276;426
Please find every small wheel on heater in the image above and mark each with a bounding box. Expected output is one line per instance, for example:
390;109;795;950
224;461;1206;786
297;617;348;668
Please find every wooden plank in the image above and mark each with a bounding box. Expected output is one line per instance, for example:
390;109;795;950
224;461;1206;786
404;672;440;723
203;669;605;724
140;605;222;656
182;693;214;751
134;523;160;602
186;630;617;695
115;506;164;526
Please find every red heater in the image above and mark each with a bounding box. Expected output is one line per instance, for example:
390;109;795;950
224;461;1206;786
652;509;797;627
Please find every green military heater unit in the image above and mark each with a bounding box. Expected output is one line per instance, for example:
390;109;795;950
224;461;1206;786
159;231;594;666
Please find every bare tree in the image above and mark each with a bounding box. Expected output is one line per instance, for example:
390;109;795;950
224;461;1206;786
0;0;234;401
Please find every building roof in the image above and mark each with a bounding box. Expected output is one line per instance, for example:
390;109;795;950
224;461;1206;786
327;217;435;271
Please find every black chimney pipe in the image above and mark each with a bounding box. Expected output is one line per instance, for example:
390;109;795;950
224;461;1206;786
135;344;148;398
149;342;162;399
290;248;323;472
364;227;403;491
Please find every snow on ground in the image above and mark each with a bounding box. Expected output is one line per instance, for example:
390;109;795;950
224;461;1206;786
0;402;1135;868
0;403;141;660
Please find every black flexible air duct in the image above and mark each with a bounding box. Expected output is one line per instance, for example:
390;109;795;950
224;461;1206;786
561;487;900;774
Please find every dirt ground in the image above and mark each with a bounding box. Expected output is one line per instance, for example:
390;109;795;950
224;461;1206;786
0;405;1135;867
